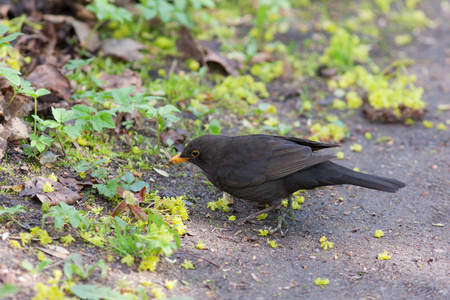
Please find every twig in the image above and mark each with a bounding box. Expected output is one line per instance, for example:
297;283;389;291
214;233;240;243
168;59;178;77
178;249;221;268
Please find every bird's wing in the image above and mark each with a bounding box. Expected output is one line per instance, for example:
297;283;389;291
264;139;335;181
217;135;335;188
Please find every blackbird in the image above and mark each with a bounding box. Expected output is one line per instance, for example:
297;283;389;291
168;134;406;232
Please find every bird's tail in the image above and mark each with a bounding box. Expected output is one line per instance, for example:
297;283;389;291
336;165;406;192
289;161;406;193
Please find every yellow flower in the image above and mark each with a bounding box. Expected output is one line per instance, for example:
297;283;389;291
378;251;392;260
314;277;330;288
61;234;75;245
374;230;384;238
267;239;278;248
121;255;134;267
320;236;334;250
9;240;23;249
37;251;47;261
350;144;363;152
423;120;433;129
152;287;166;299
256;213;268;221
140;255;159;272
181;259;195;270
165;280;177;290
196;242;205;250
42;182;54;193
38;230;52;245
258;230;269;236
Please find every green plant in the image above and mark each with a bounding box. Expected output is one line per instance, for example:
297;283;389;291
136;0;215;28
212;75;269;115
120;172;150;192
74;158;109;180
141;104;180;154
319;28;369;73
354;63;425;118
0;24;23;74
85;0;133;51
0;25;55;159
70;285;124;300
20;259;52;276
208;119;221;135
0;205;26;226
71;104;116;133
248;0;291;51
63;253;107;281
43;202;88;230
31;107;83;157
111;214;180;264
112;186;148;221
0;284;18;298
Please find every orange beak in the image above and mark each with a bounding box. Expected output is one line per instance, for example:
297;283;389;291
167;153;189;165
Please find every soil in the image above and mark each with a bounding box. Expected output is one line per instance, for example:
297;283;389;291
0;1;449;300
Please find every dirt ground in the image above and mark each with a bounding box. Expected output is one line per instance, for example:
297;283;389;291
1;1;449;300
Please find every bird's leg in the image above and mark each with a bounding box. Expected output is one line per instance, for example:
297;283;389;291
241;200;282;224
269;196;294;235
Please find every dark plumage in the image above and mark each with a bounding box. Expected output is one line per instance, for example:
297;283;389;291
168;134;406;232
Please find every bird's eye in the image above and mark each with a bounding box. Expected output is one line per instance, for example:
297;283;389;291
191;150;200;157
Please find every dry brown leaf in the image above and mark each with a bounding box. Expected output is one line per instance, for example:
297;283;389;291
176;26;203;62
0;268;16;285
36;245;70;259
58;176;93;192
0;90;32;160
19;177;81;206
43;14;101;52
100;38;145;62
0;184;25;192
176;26;239;76
160;128;189;147
98;68;143;92
251;52;274;64
0;138;6;161
27;64;72;101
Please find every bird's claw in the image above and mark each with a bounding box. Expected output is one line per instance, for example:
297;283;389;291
269;196;294;236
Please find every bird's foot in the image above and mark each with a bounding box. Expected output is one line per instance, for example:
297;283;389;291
269;196;294;236
240;201;281;225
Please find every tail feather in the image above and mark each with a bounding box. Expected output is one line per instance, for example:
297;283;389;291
339;169;406;192
286;161;406;193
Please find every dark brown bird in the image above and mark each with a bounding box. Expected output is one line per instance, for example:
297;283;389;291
168;134;405;232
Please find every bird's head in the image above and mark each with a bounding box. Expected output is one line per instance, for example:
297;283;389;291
167;135;230;170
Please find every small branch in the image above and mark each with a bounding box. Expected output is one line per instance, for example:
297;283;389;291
178;249;221;268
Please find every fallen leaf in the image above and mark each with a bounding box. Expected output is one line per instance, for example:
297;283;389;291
251;52;275;64
36;245;70;259
175;26;203;62
58;176;93;192
27;64;72;101
43;14;101;52
0;185;25;192
0;138;6;161
161;128;189;147
100;38;145;62
19;177;81;206
98;69;143;92
153;168;169;177
176;26;239;76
